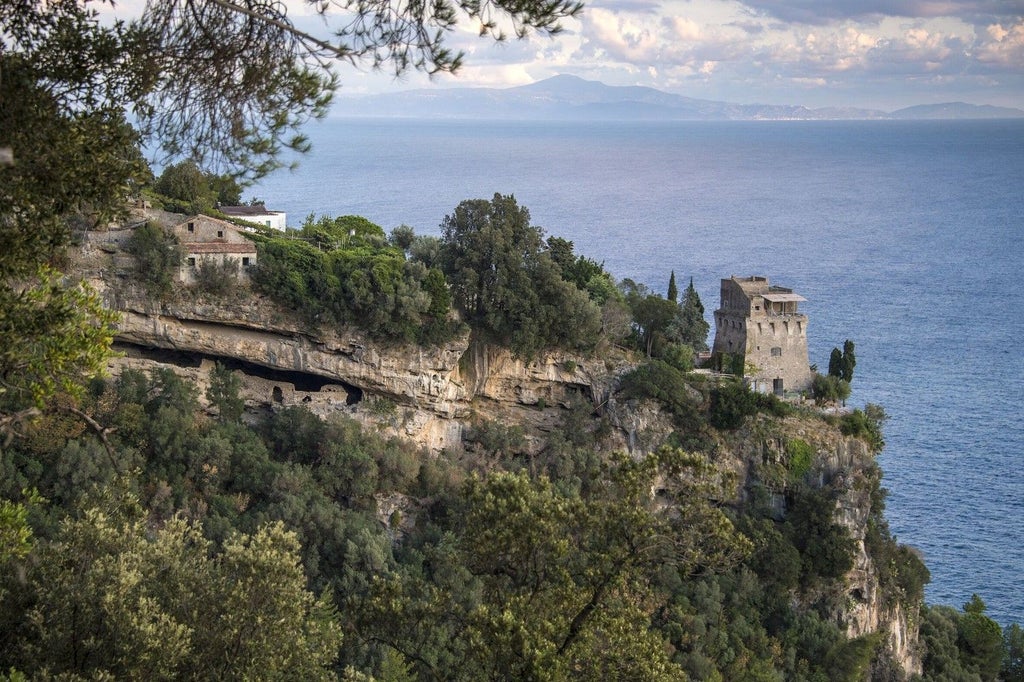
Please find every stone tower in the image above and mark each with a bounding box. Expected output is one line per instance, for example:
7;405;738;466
712;275;812;395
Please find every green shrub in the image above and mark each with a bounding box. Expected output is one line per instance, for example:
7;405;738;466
250;230;456;345
662;343;694;372
811;372;850;405
368;397;397;419
839;404;886;451
709;380;757;430
785;486;856;582
124;222;182;297
786;438;813;481
619;360;703;431
193;257;239;296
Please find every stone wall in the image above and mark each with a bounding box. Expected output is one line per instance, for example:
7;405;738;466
712;276;813;394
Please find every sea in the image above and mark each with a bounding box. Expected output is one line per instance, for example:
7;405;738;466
252;117;1024;626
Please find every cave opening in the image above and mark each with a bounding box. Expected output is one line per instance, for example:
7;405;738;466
114;341;364;405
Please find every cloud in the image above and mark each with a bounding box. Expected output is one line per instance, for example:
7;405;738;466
96;0;1024;107
976;19;1024;66
739;0;1024;25
430;0;1023;107
450;64;537;87
587;0;664;13
668;16;704;41
585;7;663;61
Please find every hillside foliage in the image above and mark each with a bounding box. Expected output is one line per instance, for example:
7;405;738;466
0;363;995;681
249;215;459;344
3;4;1018;675
243;195;710;359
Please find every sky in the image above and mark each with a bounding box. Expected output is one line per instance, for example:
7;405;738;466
107;0;1024;111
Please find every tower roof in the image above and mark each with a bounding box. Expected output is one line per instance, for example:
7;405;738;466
762;292;806;303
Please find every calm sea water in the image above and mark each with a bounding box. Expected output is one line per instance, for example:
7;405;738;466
253;118;1024;626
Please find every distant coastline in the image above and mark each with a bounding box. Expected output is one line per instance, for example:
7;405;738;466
333;74;1024;122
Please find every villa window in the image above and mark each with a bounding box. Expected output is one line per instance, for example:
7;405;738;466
242;257;251;267
187;222;194;232
771;347;782;357
187;257;196;267
217;230;224;238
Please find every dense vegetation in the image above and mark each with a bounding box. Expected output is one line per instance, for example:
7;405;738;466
234;193;712;361
247;214;457;344
3;4;1021;679
6;364;1017;680
439;194;602;357
150;159;243;214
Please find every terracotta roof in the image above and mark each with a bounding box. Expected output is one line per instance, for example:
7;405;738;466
186;242;257;255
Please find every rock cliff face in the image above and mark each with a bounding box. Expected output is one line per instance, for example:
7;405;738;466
67;220;624;453
608;403;923;677
74;240;921;677
84;261;618;452
732;419;922;676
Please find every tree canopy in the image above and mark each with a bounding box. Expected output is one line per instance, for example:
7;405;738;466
440;194;601;357
620;275;709;358
828;339;856;383
2;354;1011;682
7;501;342;680
249;216;455;343
676;277;710;352
0;13;145;416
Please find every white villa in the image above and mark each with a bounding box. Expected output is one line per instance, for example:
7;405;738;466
218;203;287;230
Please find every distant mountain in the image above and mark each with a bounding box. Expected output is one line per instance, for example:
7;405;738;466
333;75;1024;121
889;102;1024;119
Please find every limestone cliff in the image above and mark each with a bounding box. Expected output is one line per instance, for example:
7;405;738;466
71;234;922;678
614;405;923;676
73;228;620;452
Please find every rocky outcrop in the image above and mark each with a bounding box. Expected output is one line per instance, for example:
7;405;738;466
114;301;469;416
83;263;620;451
73;239;921;676
745;418;923;677
615;408;924;678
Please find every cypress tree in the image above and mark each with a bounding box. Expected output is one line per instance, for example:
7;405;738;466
828;348;844;378
841;339;857;383
677;277;710;352
667;271;678;303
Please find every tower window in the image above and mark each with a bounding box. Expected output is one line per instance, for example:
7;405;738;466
771;347;782;357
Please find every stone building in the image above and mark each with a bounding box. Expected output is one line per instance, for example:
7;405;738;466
712;275;812;395
170;215;258;285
